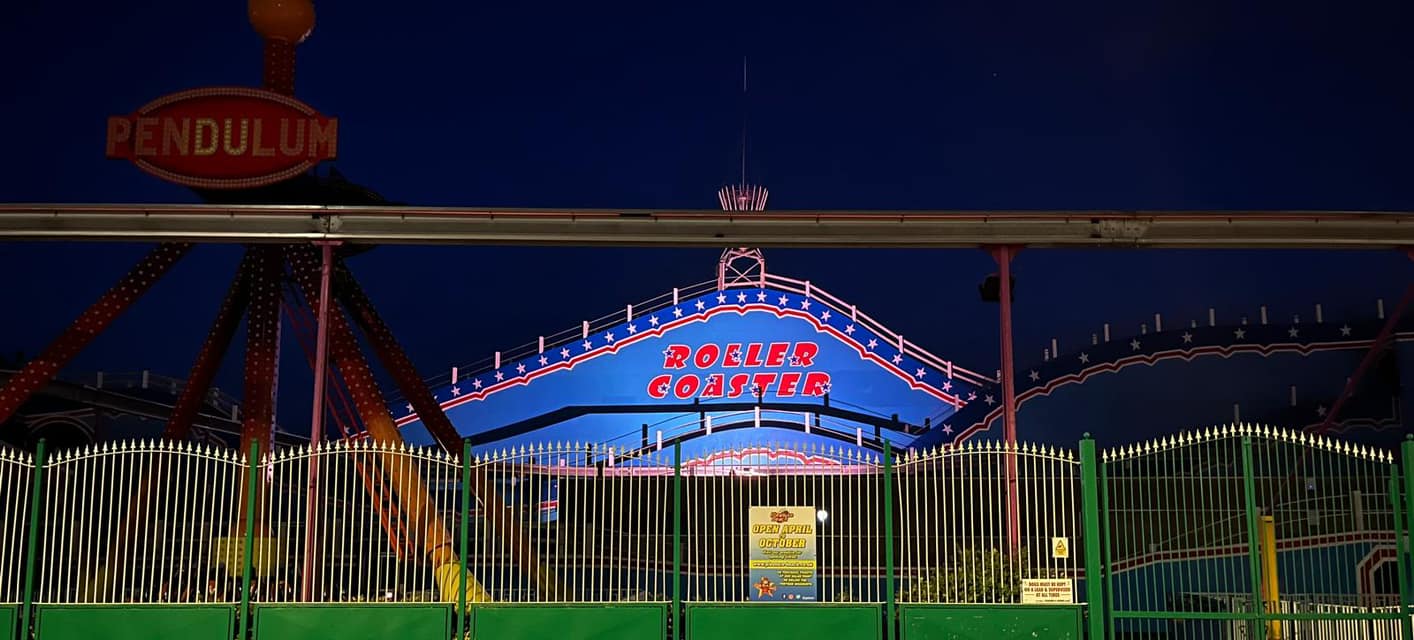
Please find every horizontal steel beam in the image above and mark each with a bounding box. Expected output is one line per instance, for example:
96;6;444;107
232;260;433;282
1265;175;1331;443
0;204;1411;249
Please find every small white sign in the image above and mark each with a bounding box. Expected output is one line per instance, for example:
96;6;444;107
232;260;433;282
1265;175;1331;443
1021;578;1074;604
1051;537;1070;559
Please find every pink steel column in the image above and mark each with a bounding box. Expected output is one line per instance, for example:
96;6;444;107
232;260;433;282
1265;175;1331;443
302;241;337;600
990;245;1021;552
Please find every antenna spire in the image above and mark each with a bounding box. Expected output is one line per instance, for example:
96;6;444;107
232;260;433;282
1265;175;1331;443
717;56;768;288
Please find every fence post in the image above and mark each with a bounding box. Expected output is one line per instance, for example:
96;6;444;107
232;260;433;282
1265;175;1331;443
238;441;260;640
460;439;472;640
673;442;683;640
18;439;46;640
1401;438;1414;634
1079;435;1105;640
1387;467;1413;640
882;441;896;640
1239;433;1264;640
1098;449;1115;640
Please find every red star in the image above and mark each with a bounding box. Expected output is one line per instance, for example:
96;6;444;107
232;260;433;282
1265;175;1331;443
754;577;777;598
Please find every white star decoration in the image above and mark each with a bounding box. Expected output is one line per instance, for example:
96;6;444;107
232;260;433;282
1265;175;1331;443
538;355;548;366
716;292;726;304
866;338;878;350
656;382;670;395
473;378;483;390
756;291;768;302
560;347;571;359
984;394;996;406
494;371;505;382
672;307;683;318
942;424;954;434
1182;332;1193;344
800;299;811;310
942;381;952;391
1079;353;1090;364
914;368;926;379
1234;328;1246;340
778;294;789;307
582;339;593;351
1340;325;1352;336
1287;327;1299;338
695;300;705;311
627;323;638;335
1029;370;1040;381
604;331;615;343
967;391;977;401
845;324;856;335
821;310;832;322
405;403;414;413
451;386;461;397
737;292;748;303
891;353;902;364
1129;339;1141;351
516;363;526;374
649;315;660;327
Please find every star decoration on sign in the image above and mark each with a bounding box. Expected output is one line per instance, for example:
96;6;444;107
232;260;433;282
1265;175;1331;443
494;371;505;382
756;291;768;302
1029;370;1040;381
582;339;593;351
789;356;802;367
691;299;704;312
604;331;616;344
942;424;954;435
716;292;727;304
649;315;660;327
516;363;527;374
942;380;952;391
1288;327;1299;338
754;577;776;598
967;391;977;401
1234;328;1246;340
727;349;742;363
800;298;811;310
749;383;761;396
777;294;789;307
473;378;483;390
821;310;832;322
817;382;832;395
1182;332;1193;344
1340;325;1352;336
538;355;549;366
915;368;926;379
845;324;856;335
1129;339;1141;351
451;386;462;397
737;292;748;303
656;382;670;395
560;347;572;359
866;338;878;350
1079;353;1090;364
984;394;996;406
405;403;415;414
673;307;683;318
627;323;638;335
891;353;903;364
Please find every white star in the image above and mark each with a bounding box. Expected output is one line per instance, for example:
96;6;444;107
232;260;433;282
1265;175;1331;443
737;292;748;303
672;307;683;318
1029;370;1040;381
984;394;996;406
756;290;768;302
891;353;903;364
1079;353;1090;364
1182;332;1193;344
604;331;615;343
1288;327;1299;338
915;368;926;379
967;391;977;401
538;355;549;366
942;381;952;391
716;292;727;304
777;294;789;307
942;424;954;434
560;347;571;359
405;403;414;413
627;323;638;334
1130;339;1141;351
494;371;505;382
749;383;762;396
582;339;593;351
472;378;483;390
695;299;705;311
821;310;832;322
867;338;878;350
451;386;462;397
1340;325;1352;336
800;299;812;310
1316;405;1327;416
649;315;660;327
1234;328;1246;340
845;324;856;335
516;363;526;374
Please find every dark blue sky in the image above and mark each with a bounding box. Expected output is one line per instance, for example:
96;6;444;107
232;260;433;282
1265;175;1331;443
0;1;1410;427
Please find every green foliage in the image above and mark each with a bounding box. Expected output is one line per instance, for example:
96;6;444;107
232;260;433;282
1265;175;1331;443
900;547;1055;603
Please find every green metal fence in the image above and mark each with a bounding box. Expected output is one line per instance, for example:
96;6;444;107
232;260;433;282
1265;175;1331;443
0;424;1410;640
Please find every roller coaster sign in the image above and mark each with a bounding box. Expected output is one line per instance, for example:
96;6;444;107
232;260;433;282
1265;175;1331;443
105;87;338;189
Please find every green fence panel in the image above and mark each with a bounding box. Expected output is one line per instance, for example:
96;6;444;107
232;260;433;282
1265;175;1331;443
899;604;1082;640
472;603;665;640
34;605;233;640
253;604;451;640
686;604;881;640
0;605;14;640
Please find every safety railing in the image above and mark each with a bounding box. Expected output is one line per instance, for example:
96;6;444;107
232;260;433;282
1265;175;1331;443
0;446;33;604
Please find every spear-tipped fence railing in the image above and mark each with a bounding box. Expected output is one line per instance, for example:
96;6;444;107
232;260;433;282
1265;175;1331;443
2;424;1411;640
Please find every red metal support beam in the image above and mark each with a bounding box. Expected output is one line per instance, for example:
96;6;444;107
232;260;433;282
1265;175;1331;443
988;245;1022;553
1317;281;1414;432
164;253;252;439
240;246;284;460
0;243;192;428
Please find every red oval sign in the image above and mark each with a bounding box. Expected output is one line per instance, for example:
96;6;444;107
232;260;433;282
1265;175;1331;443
105;87;338;189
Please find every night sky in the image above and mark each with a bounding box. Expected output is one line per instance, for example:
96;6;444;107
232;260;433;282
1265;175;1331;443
0;1;1410;431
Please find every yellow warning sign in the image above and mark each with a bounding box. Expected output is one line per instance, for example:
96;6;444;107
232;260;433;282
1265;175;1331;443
1051;537;1070;559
